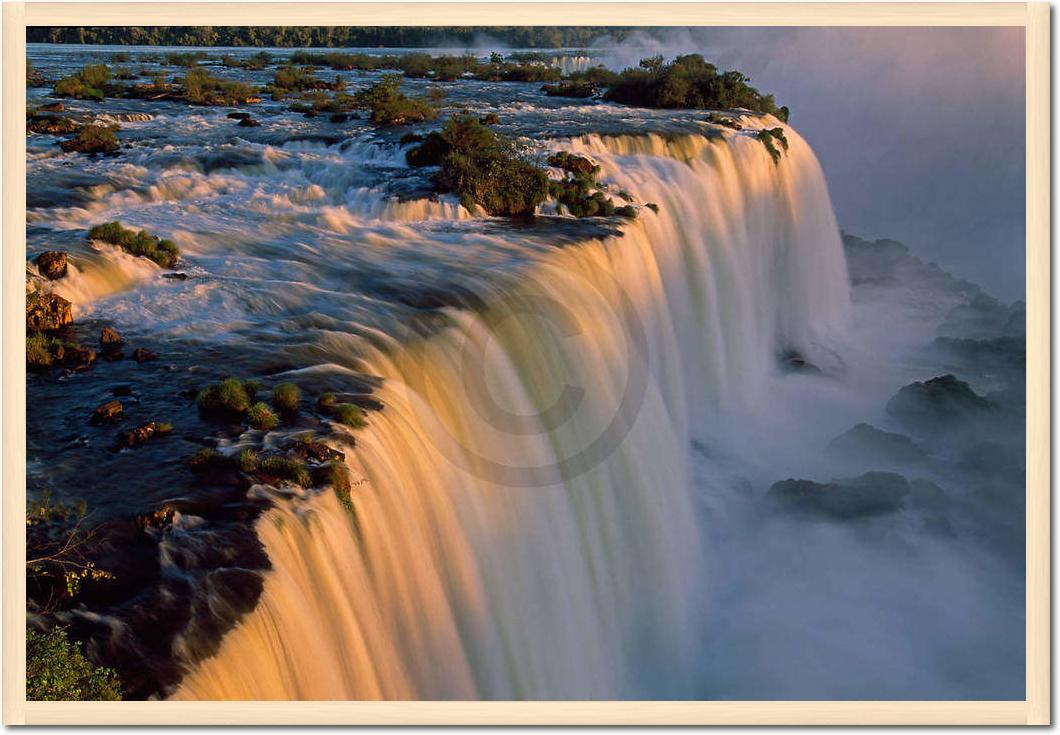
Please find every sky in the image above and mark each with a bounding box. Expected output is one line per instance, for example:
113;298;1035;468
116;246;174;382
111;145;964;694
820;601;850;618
597;27;1027;302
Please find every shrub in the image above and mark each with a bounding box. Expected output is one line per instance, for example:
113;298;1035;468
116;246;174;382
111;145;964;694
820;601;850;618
27;627;122;701
86;221;179;267
353;74;438;126
332;403;367;429
182;67;256;106
316;392;337;412
259;456;311;487
237;448;259;473
406;116;548;217
26;333;59;369
273;65;326;93
79;64;112;89
756;127;789;165
603;54;782;116
164;51;207;67
247;402;279;431
196;377;255;418
541;81;596;98
271;383;300;412
188;447;222;471
59;125;120;155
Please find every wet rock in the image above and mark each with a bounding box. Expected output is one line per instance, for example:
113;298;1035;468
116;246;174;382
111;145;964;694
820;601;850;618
27;115;81;135
26;290;72;332
62;344;96;370
100;326;123;347
114;421;171;450
226;111;251;121
162;272;189;280
139;504;177;530
479;112;501;125
767;471;910;520
284;437;345;464
828;423;928;465
133;347;158;363
35;251;68;280
329;113;349;123
90;399;124;425
38;101;64;113
778;348;821;375
237;117;260;128
886;374;997;430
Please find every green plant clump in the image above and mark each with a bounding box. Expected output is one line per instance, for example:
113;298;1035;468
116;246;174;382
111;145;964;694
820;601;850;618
259;456;311;487
353;74;439;126
247;402;280;431
52;63;112;101
59;125;120;155
237;448;260;473
756;127;789;165
406;116;548;218
26;627;122;701
86;221;179;267
271;382;301;412
332;402;367;429
196;377;257;418
181;67;256;105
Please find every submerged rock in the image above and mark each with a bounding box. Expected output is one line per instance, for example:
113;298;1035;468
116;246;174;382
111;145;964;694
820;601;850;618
828;423;928;465
114;421;171;450
132;347;158;363
35;251;68;280
226;111;251;121
162;272;189;281
26;290;72;332
237;117;260;128
767;471;910;520
90;399;124;425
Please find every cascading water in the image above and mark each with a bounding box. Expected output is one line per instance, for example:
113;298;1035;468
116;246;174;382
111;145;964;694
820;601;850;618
172;121;853;700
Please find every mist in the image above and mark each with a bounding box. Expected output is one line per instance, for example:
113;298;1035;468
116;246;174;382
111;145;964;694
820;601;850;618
592;27;1026;301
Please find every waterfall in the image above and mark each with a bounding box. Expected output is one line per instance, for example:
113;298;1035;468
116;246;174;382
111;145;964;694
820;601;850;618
172;121;851;700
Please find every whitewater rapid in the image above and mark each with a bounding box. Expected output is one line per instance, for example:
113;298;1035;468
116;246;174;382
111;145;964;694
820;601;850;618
171;121;851;700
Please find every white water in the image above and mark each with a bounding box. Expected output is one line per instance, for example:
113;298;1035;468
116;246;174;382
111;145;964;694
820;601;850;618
173;121;852;700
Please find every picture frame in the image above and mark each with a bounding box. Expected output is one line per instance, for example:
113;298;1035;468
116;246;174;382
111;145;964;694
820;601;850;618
3;2;1050;725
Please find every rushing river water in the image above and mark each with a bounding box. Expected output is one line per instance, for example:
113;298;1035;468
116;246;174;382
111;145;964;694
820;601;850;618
26;45;1026;700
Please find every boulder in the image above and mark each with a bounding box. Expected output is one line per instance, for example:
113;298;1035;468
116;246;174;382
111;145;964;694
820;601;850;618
886;374;996;430
62;344;96;370
38;101;64;113
139;504;177;530
90;399;124;425
828;423;928;465
35;251;68;280
132;347;158;363
26;290;72;332
100;326;123;347
329;113;349;123
284;437;345;464
162;272;189;280
226;111;251;121
114;421;171;450
237;117;260;128
767;471;910;520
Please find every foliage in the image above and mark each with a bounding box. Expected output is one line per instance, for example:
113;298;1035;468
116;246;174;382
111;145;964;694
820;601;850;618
26;627;122;701
52;64;112;101
164;50;207;66
258;456;311;487
86;221;179;267
332;403;367;429
59;125;120;154
196;377;256;418
541;81;596;98
247;402;280;431
406;116;548;217
755;126;789;165
237;448;260;473
181;67;256;105
603;54;782;116
27;491;113;607
271;382;301;412
272;65;327;92
316;392;337;412
26;334;60;369
352;74;438;126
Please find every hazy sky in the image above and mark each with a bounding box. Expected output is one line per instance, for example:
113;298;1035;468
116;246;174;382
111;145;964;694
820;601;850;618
599;28;1026;301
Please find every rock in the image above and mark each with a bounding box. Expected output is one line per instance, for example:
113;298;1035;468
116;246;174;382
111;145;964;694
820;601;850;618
114;421;171;450
162;272;189;280
778;349;821;374
479;113;500;125
886;374;996;430
767;471;910;520
27;115;81;135
284;437;345;464
132;347;158;363
329;113;349;123
828;423;928;465
226;111;251;120
62;344;96;370
38;101;64;113
90;399;124;425
237;117;260;128
35;251;68;280
112;385;133;397
100;326;123;347
139;504;177;530
26;290;72;332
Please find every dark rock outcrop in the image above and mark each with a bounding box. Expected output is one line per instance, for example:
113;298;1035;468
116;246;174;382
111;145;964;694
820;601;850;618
237;117;260;128
90;399;124;425
886;374;997;430
100;326;123;347
35;251;68;280
26;290;72;332
767;471;910;520
132;347;158;363
828;423;928;465
114;421;171;450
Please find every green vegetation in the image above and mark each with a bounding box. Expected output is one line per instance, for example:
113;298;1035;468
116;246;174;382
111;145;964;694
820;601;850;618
316;392;337;412
223;50;272;69
603;54;783;116
29;26;626;49
547;151;598;175
188;447;222;471
406;116;548;217
272;65;329;94
59;124;120;154
247;402;280;431
26;627;122;701
164;50;207;67
53;63;113;101
259;456;311;487
353;75;439;126
237;448;260;473
87;221;179;267
26;333;61;369
271;383;301;412
332;403;367;429
196;377;257;418
541;81;596;98
755;127;789;164
181;67;257;105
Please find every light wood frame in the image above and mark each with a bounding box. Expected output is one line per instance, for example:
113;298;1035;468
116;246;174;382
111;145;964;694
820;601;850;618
2;2;1050;725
